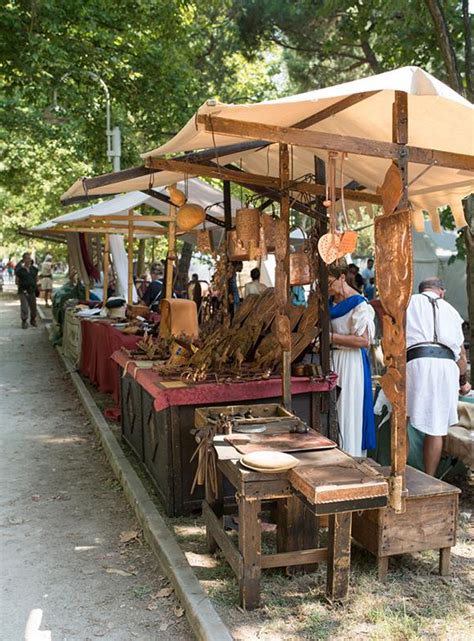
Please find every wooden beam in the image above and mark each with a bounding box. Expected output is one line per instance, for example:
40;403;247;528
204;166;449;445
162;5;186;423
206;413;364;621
103;234;110;303
279;143;292;411
223;180;232;230
87;214;174;223
84;166;151;191
293;91;380;129
291;181;382;205
128;209;134;304
53;225;163;235
145;157;281;189
198;114;474;171
165;192;177;299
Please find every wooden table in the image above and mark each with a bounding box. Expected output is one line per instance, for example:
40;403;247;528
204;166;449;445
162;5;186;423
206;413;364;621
204;439;388;609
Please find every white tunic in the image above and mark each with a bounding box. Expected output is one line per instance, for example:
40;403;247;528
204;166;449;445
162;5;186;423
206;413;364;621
406;292;463;436
330;301;375;456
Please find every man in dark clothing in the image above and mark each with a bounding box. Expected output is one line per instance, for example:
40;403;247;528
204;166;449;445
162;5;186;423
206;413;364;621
15;252;38;328
142;266;164;312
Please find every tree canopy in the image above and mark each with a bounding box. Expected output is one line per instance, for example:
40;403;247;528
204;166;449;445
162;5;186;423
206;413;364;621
0;0;470;255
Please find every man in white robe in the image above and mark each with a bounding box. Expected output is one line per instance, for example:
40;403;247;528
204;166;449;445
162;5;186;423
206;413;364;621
406;277;470;476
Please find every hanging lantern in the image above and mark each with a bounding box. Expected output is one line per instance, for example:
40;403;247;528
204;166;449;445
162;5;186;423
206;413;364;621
176;203;206;231
167;184;187;207
261;214;277;252
235;208;260;245
227;229;250;261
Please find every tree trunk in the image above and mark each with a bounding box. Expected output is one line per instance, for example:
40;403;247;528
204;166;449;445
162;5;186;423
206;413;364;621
424;0;463;95
137;239;146;277
175;241;193;297
462;0;472;101
463;194;474;385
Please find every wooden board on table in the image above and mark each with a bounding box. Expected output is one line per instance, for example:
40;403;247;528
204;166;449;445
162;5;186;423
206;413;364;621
225;429;336;454
159;380;189;389
289;461;388;505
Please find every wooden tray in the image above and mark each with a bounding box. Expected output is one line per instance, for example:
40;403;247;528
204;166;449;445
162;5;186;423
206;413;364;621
224;429;336;454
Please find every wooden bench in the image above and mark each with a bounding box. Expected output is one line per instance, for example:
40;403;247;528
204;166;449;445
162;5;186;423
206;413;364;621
351;465;460;580
205;440;388;609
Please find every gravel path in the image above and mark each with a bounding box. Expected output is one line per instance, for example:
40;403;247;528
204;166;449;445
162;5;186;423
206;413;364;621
0;291;193;641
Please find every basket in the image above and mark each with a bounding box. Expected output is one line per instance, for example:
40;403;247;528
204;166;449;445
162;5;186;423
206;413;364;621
261;214;277;252
227;229;250;261
289;226;312;286
196;228;214;254
236;208;260;244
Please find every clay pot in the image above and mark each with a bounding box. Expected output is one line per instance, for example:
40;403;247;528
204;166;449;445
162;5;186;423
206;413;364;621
167;184;187;207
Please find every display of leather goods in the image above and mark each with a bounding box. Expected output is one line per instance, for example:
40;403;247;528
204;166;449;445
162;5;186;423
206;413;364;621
239;450;300;473
227;228;250;261
261;213;277;252
159;298;199;340
377;162;403;215
196;227;214;254
126;303;150;320
167;184;187;207
176;203;206;231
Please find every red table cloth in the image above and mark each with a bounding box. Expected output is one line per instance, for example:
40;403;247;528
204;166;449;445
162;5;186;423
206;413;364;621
80;320;140;396
111;349;337;413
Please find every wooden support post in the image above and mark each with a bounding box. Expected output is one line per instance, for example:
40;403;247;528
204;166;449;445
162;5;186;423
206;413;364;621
223;180;232;230
85;282;90;301
223;180;232;327
238;497;261;610
326;512;352;600
276;495;319;574
102;234;110;303
439;547;451;576
279;143;292;410
165;190;177;299
127;209;134;304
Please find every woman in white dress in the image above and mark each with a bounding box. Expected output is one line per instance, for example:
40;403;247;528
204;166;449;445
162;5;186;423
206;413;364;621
40;254;54;307
327;264;376;457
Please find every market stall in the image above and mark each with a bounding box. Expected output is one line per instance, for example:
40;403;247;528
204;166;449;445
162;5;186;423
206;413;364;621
59;66;473;601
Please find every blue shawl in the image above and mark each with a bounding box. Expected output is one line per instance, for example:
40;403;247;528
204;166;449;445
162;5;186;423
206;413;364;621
329;295;376;451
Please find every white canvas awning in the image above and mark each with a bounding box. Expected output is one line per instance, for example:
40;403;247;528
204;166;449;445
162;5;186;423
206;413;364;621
61;66;473;229
35;179;241;236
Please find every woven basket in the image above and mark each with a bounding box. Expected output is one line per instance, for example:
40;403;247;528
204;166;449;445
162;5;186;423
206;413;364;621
236;208;260;244
290;249;312;286
261;214;277;252
196;228;214;254
227;229;250;261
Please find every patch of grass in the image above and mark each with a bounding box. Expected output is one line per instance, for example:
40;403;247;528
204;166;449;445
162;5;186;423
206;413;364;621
131;584;153;600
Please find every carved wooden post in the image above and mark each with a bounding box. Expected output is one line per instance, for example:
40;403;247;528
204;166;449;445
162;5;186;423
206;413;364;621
102;233;110;303
277;143;292;409
375;91;413;512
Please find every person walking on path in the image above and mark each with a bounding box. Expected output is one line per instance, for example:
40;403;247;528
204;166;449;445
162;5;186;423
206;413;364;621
15;252;38;329
39;254;54;306
406;277;470;476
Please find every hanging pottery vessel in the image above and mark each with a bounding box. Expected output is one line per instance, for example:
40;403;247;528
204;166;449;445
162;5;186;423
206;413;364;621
167;184;187;207
176;203;206;231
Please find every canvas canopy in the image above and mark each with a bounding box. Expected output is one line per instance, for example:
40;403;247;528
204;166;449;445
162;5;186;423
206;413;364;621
63;66;473;231
36;179;240;236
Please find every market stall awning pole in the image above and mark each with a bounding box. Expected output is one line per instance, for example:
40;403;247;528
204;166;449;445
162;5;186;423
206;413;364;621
165;190;177;299
128;209;134;304
103;234;110;303
279;143;292;410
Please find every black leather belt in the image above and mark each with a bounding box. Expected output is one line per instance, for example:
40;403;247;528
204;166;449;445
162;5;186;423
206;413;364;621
407;344;455;362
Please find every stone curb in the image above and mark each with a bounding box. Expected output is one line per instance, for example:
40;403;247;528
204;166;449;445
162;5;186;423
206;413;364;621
56;346;233;641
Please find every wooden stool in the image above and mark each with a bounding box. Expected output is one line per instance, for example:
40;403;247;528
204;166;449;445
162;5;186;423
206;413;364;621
352;465;460;580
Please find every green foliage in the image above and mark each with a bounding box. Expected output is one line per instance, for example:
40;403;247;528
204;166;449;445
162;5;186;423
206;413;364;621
0;0;279;252
439;205;465;263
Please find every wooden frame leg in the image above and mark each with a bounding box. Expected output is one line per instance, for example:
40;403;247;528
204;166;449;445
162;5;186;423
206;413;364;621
205;464;223;554
378;556;389;581
276;496;319;573
326;512;352;600
439;547;451;576
238;497;261;609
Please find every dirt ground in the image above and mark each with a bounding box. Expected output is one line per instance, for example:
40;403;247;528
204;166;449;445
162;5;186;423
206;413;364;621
0;290;193;641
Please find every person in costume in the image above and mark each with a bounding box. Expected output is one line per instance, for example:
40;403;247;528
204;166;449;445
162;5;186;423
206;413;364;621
328;262;376;457
406;277;470;476
40;254;54;307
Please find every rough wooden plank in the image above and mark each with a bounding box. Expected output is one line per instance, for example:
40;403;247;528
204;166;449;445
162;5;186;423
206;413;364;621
260;547;328;569
276;495;320;573
202;501;242;577
198;114;474;171
238;497;262;609
351;508;383;557
293;91;381;129
291;181;382;204
326;512;352;600
378;556;389;581
146;157;280;189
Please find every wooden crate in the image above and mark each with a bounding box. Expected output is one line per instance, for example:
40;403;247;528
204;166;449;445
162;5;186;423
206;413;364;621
121;372;144;460
351;466;460;579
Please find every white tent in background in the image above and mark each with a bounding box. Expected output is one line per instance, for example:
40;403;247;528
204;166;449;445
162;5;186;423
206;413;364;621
412;221;467;319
